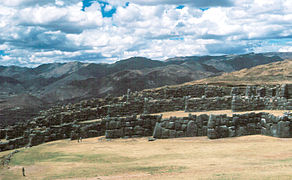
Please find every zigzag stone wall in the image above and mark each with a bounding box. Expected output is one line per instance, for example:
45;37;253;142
231;96;292;112
1;83;292;151
152;114;209;139
207;112;292;139
151;112;292;140
105;115;161;139
186;96;232;112
0;120;105;151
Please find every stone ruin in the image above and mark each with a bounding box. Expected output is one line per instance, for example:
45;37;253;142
0;83;292;151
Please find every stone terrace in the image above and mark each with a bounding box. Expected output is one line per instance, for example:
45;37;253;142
0;83;292;151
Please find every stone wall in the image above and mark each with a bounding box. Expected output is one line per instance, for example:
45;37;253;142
1;83;292;152
145;98;185;114
1;111;292;151
207;113;261;139
245;84;292;98
186;96;232;112
105;115;161;139
231;96;292;112
137;84;233;99
151;112;292;140
0;120;105;152
107;101;144;117
207;112;292;139
152;114;209;139
288;84;292;99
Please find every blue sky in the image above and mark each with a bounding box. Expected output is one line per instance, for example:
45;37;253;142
0;0;292;67
82;0;118;17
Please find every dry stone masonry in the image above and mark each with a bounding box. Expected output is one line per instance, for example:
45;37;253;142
0;83;292;151
105;115;160;139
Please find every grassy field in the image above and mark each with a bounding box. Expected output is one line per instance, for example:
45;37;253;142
1;135;292;179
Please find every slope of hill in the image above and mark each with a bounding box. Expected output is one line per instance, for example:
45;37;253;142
193;59;292;85
167;53;283;72
0;94;45;125
0;53;285;124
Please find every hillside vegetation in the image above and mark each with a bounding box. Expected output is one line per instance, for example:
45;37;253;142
192;59;292;86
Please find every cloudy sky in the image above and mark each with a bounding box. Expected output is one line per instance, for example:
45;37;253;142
1;0;292;67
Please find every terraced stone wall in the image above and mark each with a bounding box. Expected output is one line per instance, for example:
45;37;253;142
186;96;232;112
232;96;292;112
152;114;209;139
136;84;233;99
105;115;161;139
207;112;292;139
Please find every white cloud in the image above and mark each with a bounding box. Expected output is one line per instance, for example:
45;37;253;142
279;46;292;52
1;0;292;67
104;4;113;12
107;0;233;7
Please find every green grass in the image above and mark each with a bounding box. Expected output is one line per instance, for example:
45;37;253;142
6;144;186;179
51;153;136;163
10;148;136;166
131;165;185;175
10;149;65;166
44;165;186;179
7;144;185;179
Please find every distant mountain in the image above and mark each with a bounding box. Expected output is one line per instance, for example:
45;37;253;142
166;53;283;72
0;53;285;125
263;52;292;60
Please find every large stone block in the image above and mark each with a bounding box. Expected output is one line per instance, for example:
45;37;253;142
207;129;217;139
287;84;292;99
279;84;288;98
134;126;144;136
228;127;236;137
152;123;162;139
115;129;124;138
124;126;133;133
270;124;278;137
169;130;176;138
108;120;117;129
186;121;196;137
175;122;181;131
161;128;170;139
208;115;217;129
202;126;208;136
217;125;229;138
277;121;291;138
105;130;115;139
176;131;184;138
168;122;175;129
237;127;247;136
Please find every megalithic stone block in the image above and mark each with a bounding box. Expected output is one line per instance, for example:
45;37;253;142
186;121;196;137
152;122;162;139
207;128;217;139
277;121;291;138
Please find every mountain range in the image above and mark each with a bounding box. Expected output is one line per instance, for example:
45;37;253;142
0;52;289;125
